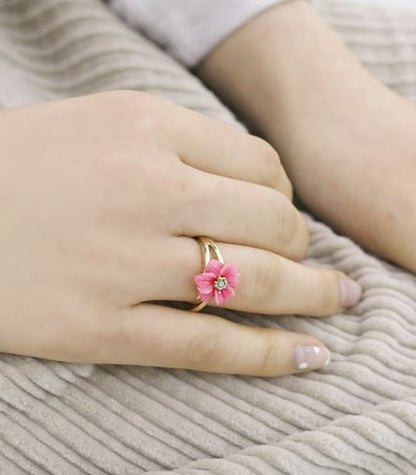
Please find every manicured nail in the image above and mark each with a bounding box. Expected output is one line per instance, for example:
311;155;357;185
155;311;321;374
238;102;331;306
339;278;362;308
294;346;331;371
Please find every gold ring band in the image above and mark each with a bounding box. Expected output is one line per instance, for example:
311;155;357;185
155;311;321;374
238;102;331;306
191;236;224;312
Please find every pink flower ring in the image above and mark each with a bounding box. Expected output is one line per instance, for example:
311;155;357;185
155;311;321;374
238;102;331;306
194;259;240;306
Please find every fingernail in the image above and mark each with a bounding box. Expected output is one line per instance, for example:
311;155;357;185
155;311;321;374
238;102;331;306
339;277;362;308
294;345;331;371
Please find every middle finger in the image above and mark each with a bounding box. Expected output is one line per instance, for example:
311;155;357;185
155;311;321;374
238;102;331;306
176;165;309;262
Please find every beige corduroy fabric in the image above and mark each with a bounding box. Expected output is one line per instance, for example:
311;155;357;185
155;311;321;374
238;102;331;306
0;0;416;473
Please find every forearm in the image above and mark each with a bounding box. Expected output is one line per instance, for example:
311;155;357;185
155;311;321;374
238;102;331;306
197;0;415;159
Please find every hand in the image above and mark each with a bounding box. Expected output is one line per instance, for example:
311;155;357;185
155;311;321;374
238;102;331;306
0;90;360;376
198;0;416;273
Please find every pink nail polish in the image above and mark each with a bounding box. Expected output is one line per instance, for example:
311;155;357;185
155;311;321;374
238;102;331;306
339;278;362;308
294;346;330;371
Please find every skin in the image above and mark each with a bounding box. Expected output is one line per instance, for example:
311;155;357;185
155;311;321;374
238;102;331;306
197;0;416;273
0;90;360;377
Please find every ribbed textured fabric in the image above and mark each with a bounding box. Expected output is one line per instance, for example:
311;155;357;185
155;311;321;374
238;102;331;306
0;1;415;473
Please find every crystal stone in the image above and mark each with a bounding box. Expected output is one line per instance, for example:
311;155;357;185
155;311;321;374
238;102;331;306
214;277;228;291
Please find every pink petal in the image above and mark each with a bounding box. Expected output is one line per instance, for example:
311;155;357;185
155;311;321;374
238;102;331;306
194;273;216;293
228;273;240;288
196;283;214;295
220;262;240;287
199;291;213;303
220;262;234;279
214;289;226;305
205;259;223;275
194;272;216;285
195;285;213;295
221;286;235;301
214;286;236;305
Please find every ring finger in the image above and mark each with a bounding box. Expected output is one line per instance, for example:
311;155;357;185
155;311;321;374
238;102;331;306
151;236;362;317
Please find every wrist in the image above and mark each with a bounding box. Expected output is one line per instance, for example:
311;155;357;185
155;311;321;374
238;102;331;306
197;1;317;137
197;0;372;148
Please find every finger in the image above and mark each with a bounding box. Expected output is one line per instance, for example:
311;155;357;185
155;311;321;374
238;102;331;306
164;103;293;199
176;165;308;261
93;303;330;376
155;237;362;317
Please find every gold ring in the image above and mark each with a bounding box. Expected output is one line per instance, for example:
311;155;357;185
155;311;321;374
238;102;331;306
191;236;239;312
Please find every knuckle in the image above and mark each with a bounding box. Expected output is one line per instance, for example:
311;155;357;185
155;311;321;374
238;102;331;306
316;271;340;314
180;167;205;199
256;333;282;377
175;167;210;216
40;312;109;362
181;327;223;369
251;251;281;307
81;310;145;362
289;216;310;261
252;136;279;162
250;137;283;189
97;90;162;131
73;314;112;361
75;310;142;363
97;89;145;110
273;198;299;247
293;238;309;262
285;178;294;202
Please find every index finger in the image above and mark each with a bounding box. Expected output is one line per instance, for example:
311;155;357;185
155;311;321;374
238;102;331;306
165;103;293;200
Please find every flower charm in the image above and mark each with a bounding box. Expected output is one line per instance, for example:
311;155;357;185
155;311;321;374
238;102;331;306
194;259;240;305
